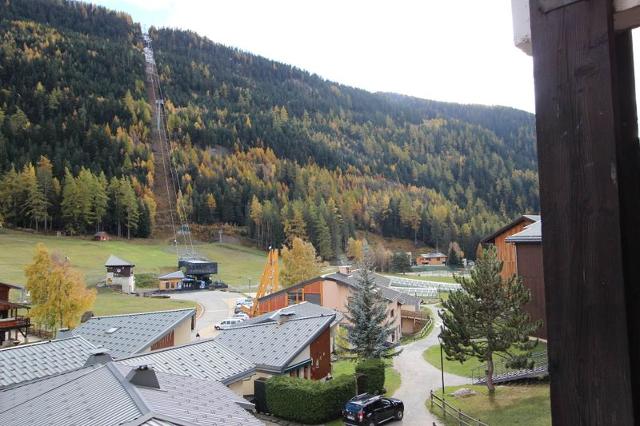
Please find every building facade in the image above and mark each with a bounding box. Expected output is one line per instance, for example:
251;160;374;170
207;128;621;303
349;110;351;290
104;255;135;293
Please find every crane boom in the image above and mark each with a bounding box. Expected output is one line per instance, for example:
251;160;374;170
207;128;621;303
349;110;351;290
247;248;279;317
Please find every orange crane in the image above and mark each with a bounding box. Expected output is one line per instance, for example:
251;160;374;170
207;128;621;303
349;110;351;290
244;248;279;317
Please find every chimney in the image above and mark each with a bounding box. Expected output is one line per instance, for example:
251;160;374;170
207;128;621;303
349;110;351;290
277;311;295;325
338;265;352;275
83;348;113;367
126;364;160;389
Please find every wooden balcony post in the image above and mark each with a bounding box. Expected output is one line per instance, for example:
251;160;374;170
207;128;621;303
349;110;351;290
529;0;640;423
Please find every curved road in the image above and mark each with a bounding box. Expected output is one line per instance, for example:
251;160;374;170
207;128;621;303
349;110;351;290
392;305;469;426
171;290;244;338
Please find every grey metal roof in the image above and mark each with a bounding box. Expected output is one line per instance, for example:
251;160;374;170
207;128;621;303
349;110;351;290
215;315;334;373
506;220;542;243
239;301;344;327
0;336;97;388
158;271;185;280
59;309;196;358
118;338;255;385
420;252;447;258
324;271;421;307
480;214;541;244
0;362;263;426
105;254;135;267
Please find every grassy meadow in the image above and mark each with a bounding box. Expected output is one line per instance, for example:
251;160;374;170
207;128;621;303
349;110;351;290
0;229;267;288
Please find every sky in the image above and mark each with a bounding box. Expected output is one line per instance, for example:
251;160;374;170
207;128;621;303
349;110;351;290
94;0;640;114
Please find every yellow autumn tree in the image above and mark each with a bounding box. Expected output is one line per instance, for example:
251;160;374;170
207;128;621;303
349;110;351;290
281;237;322;287
25;243;96;330
346;237;365;263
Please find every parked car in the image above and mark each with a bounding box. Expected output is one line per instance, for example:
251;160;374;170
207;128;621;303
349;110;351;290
233;313;249;321
342;394;404;425
211;280;228;290
214;318;244;330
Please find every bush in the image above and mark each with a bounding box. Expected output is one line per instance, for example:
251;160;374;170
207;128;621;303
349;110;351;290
356;358;385;394
265;375;355;424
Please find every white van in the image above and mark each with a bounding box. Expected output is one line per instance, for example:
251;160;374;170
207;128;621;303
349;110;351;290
214;318;243;330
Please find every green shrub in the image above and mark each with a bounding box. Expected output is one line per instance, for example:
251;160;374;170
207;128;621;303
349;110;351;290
265;375;355;424
356;358;385;394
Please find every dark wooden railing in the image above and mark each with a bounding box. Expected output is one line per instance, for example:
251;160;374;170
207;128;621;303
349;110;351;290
429;390;488;426
0;316;30;331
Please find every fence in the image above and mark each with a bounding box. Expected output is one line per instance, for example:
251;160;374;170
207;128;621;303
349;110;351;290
429;390;488;426
470;351;549;385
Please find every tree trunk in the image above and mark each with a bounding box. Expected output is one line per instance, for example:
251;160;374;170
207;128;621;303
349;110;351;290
486;354;495;394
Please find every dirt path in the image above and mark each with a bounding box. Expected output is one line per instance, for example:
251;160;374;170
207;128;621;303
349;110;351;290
392;305;469;425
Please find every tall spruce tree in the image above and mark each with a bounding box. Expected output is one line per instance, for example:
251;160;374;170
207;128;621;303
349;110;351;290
439;246;541;393
342;256;400;359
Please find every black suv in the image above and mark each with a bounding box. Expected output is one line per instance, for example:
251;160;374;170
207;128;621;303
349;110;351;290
342;394;404;425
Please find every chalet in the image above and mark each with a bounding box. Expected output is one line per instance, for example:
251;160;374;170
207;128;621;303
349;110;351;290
56;308;196;358
0;336;97;388
255;267;422;341
104;254;135;293
482;216;546;339
118;338;256;396
216;314;334;381
93;231;110;241
0;360;263;426
480;214;540;279
505;220;546;339
158;270;185;290
0;282;29;347
416;251;448;266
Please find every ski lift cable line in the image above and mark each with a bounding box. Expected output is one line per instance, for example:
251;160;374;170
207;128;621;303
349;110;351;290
144;33;194;256
149;38;196;255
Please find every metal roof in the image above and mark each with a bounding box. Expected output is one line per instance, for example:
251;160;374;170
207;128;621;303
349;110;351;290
118;338;255;385
58;309;196;358
215;315;334;373
0;336;97;388
506;220;542;243
419;252;447;258
158;271;185;280
0;362;263;426
240;301;344;327
480;214;541;244
324;271;421;307
105;254;135;267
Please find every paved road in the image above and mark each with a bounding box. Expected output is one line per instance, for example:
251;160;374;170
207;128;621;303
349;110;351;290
171;290;244;338
392;305;469;426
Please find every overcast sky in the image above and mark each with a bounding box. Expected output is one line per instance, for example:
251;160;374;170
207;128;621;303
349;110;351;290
95;0;640;114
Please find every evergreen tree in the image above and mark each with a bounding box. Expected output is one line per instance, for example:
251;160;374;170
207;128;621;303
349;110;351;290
390;252;411;273
36;156;53;231
313;213;333;260
91;172;109;232
439;246;541;393
22;164;48;231
341;257;400;358
447;243;462;267
61;168;81;234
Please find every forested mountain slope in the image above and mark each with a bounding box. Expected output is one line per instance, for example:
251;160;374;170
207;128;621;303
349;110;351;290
150;28;539;257
0;0;155;236
0;0;539;260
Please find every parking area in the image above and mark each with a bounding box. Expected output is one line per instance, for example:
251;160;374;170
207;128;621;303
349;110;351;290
170;290;245;338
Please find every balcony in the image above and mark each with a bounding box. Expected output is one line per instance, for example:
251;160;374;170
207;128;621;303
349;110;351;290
0;316;30;331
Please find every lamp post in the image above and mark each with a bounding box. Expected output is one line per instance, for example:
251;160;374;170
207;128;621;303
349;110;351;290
439;325;445;398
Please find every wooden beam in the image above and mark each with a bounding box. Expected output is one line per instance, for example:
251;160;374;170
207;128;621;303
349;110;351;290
513;0;640;55
529;0;637;423
614;30;640;419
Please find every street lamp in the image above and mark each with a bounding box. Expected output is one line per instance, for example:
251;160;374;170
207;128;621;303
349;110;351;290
439;325;445;398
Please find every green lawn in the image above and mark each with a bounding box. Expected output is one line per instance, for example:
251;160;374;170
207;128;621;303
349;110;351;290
0;229;267;290
93;287;197;316
332;359;401;396
428;384;551;426
423;342;548;378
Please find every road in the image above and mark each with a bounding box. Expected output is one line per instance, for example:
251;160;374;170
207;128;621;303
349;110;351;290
392;305;469;426
171;290;244;338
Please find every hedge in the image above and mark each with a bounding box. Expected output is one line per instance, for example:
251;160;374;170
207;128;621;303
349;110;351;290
265;375;355;424
356;358;385;394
